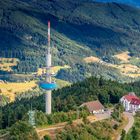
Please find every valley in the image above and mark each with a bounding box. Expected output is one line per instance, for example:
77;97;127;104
1;0;140;140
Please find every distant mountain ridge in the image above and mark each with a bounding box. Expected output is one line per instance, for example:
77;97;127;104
95;0;140;8
0;0;140;82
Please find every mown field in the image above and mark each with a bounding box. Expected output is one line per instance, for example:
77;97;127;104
84;51;140;78
0;58;19;72
0;80;37;102
0;61;71;102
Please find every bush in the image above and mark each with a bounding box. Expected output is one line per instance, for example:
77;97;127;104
9;121;39;140
113;124;119;130
44;135;51;140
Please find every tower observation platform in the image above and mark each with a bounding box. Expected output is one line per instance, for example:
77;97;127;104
39;82;57;90
39;21;57;114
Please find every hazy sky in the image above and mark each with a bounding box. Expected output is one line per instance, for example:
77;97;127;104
95;0;140;8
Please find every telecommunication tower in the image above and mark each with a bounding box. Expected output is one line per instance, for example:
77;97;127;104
39;21;57;114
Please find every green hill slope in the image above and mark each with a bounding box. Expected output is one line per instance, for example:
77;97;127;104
0;0;140;82
1;76;140;129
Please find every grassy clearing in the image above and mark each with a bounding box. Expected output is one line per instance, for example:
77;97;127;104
54;78;71;88
0;74;70;102
114;51;131;63
0;63;71;102
83;56;100;63
84;53;140;78
0;80;37;102
0;58;19;72
36;65;70;76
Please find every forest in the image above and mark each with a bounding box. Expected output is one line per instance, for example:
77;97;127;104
1;76;140;130
1;0;140;82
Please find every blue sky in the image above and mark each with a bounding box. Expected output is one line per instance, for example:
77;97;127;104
95;0;140;8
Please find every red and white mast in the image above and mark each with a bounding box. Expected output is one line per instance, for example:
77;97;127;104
45;21;52;114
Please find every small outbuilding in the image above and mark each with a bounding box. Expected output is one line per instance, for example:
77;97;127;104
80;100;105;114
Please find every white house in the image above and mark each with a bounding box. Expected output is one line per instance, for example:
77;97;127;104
120;92;140;112
130;98;140;112
80;100;105;114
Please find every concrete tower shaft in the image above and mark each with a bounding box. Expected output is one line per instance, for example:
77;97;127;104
45;21;52;114
39;21;57;115
45;90;51;114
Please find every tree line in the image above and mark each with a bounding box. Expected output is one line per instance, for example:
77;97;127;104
0;76;140;130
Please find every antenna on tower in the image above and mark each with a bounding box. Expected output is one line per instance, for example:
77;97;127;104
47;20;51;54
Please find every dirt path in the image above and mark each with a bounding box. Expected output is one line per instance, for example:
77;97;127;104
117;112;134;140
0;132;9;140
36;112;111;140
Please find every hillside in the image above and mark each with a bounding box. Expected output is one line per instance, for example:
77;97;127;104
84;51;140;78
0;0;140;82
95;0;140;8
1;76;140;129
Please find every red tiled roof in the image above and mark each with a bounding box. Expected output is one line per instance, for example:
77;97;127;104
130;98;140;105
124;94;139;101
81;100;104;112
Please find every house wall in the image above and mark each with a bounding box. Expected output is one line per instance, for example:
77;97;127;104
92;109;104;114
120;97;130;111
130;104;140;112
120;96;140;112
